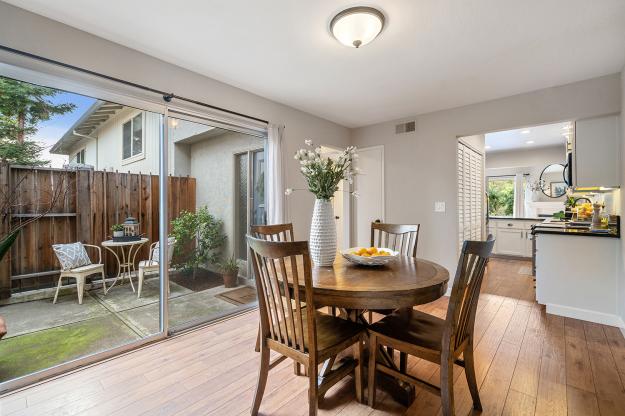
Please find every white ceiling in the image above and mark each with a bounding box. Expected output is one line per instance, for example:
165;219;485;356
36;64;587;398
6;0;625;128
485;121;570;152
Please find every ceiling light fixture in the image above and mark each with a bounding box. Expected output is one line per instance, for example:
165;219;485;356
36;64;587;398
526;140;535;144
485;145;492;149
330;6;385;48
521;130;531;134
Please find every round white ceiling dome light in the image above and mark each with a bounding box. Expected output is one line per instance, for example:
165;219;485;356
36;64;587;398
330;7;385;48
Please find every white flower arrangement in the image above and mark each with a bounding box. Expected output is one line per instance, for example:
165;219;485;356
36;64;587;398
287;140;359;201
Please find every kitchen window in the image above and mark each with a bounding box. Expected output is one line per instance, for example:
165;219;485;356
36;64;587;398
487;176;516;217
122;113;143;160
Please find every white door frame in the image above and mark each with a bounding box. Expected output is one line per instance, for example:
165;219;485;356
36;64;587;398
353;145;385;244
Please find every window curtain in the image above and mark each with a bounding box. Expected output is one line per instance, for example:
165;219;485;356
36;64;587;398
266;123;285;224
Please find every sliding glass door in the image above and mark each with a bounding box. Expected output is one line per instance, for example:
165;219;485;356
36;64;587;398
0;75;166;389
165;112;265;332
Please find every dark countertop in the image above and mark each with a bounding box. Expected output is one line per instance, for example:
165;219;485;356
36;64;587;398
531;224;620;239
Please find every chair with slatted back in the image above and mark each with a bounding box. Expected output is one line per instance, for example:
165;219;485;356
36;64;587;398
250;223;301;374
247;236;366;416
370;222;420;258
368;222;421;321
367;236;495;416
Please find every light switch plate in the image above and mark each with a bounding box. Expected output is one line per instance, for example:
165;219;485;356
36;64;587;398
434;201;446;213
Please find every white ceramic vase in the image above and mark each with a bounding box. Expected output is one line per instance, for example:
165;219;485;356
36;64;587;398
309;199;336;266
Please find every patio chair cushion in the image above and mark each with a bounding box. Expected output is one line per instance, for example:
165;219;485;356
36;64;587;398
151;237;176;263
52;242;92;271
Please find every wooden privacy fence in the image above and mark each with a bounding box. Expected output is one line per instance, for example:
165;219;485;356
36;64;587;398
0;164;196;298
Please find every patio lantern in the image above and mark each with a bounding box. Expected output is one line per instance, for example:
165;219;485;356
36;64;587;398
122;216;141;240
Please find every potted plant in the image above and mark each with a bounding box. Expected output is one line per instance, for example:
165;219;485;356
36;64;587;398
111;224;124;238
219;255;240;288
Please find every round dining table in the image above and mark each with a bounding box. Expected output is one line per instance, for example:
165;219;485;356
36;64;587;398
286;254;450;405
306;255;450;311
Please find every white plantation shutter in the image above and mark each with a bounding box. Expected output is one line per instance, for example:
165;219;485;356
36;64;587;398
457;141;484;250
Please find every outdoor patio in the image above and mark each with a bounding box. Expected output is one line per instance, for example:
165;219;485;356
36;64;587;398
0;272;257;383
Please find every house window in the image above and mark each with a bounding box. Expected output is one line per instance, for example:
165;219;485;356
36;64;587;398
75;149;85;164
487;176;516;217
122;113;143;160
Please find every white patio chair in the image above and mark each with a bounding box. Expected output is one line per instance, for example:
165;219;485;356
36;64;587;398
52;243;105;305
137;237;176;298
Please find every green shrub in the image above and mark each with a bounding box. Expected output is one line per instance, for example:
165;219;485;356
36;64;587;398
171;207;226;271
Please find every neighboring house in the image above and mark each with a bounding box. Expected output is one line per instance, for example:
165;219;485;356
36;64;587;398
52;102;267;261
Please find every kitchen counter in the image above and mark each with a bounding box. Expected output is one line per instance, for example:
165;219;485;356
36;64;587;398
534;218;623;327
531;218;620;238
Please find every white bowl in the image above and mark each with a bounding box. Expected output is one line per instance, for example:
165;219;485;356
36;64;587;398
341;247;399;266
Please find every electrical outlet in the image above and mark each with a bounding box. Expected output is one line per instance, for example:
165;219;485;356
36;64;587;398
434;202;446;213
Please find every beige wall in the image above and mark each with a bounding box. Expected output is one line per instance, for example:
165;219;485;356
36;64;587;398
620;69;625;324
0;2;350;240
188;132;265;259
351;74;621;277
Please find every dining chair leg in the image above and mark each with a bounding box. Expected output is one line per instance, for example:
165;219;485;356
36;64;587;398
294;361;303;376
254;325;260;352
353;336;364;403
399;352;408;373
368;333;378;407
251;342;270;416
464;343;482;410
440;357;455;416
308;361;319;416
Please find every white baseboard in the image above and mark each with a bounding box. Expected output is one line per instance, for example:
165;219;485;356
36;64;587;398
546;303;625;328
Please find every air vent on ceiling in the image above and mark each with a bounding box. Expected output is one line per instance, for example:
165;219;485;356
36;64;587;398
395;121;416;134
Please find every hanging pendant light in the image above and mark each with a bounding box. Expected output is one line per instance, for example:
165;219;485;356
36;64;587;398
330;7;385;48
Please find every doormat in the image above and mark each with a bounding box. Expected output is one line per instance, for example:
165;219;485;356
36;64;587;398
216;286;258;306
518;266;533;276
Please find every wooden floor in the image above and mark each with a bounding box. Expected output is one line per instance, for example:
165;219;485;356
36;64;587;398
2;258;625;415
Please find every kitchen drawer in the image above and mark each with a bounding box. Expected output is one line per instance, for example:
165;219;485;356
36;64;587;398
495;220;527;230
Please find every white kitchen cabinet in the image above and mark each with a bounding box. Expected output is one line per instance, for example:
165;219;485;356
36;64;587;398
494;228;526;256
488;219;539;257
574;114;621;188
535;233;620;326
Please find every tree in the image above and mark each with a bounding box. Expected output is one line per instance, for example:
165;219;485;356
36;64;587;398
0;77;76;166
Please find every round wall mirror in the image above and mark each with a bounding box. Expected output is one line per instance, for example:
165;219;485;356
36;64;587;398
539;163;567;198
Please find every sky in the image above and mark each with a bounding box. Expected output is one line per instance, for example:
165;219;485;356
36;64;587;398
34;91;96;168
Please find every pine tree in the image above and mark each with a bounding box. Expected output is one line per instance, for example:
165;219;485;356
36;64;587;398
0;77;76;166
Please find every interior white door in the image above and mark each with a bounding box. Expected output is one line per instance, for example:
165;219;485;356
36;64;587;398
333;180;347;250
354;146;384;247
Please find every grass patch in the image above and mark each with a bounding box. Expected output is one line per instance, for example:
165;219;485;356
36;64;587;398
0;316;140;382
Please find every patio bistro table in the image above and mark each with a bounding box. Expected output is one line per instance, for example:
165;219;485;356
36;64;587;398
284;255;449;405
101;238;149;293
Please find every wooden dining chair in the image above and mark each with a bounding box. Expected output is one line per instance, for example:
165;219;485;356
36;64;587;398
371;222;420;258
368;222;421;323
250;223;301;374
367;236;495;416
247;236;366;416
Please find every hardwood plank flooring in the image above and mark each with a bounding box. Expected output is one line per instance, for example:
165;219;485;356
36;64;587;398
1;258;625;415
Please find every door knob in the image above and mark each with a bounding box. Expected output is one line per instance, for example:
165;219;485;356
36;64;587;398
335;216;340;220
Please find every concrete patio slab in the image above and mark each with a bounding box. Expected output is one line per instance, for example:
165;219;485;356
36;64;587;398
119;287;240;335
0;315;141;383
0;292;110;338
92;277;192;312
